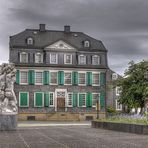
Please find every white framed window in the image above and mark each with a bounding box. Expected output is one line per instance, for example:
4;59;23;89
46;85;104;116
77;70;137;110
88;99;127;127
35;53;43;63
27;37;33;45
92;55;100;65
35;71;43;85
64;54;72;64
92;73;99;86
19;92;29;107
50;71;58;85
116;87;120;96
78;72;86;85
67;93;73;107
64;72;72;85
92;93;100;107
78;55;86;65
50;53;58;64
34;92;44;107
84;40;90;47
116;99;122;110
20;52;28;63
49;92;54;107
79;93;86;107
20;71;28;84
112;73;118;80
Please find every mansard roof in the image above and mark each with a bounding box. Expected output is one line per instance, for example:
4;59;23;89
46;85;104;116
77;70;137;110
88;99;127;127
9;26;107;51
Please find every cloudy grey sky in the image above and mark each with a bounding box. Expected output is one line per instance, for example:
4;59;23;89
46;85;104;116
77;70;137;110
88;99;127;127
1;0;148;75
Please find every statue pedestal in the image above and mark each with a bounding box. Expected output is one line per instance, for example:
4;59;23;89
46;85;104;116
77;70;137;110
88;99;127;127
0;114;17;131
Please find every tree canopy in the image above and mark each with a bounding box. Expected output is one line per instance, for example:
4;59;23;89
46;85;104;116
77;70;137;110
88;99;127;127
117;60;148;113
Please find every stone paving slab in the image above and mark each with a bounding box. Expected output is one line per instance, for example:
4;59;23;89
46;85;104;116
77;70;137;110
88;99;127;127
0;124;148;148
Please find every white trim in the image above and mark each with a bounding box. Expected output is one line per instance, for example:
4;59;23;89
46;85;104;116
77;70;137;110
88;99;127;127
64;54;72;64
50;53;58;64
67;92;73;107
20;52;28;63
116;99;122;110
19;92;29;107
92;55;100;65
78;54;86;65
35;52;43;63
92;72;100;86
64;71;72;85
92;93;100;107
78;72;86;86
35;71;43;85
50;70;58;85
78;93;86;107
20;70;28;85
49;92;55;107
34;92;44;107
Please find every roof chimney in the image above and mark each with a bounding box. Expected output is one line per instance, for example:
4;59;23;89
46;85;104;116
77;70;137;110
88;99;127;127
39;24;46;32
64;25;70;33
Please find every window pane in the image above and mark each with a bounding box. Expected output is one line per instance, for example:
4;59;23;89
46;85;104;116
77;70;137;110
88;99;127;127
35;53;43;63
20;71;28;84
81;94;86;106
65;54;72;64
92;56;100;65
35;72;43;84
93;93;99;106
50;93;54;106
92;73;99;85
50;54;57;64
68;93;72;106
20;53;28;63
65;73;71;84
79;73;86;85
50;72;57;84
79;55;86;64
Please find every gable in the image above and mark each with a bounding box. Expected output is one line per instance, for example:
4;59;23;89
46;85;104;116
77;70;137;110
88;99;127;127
45;40;77;51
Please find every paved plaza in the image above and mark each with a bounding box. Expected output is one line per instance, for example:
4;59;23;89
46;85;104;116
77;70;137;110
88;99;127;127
0;122;148;148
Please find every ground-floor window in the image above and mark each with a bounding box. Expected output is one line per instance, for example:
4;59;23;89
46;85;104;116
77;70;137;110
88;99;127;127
79;93;86;107
49;92;54;106
67;93;73;107
92;93;100;107
19;92;29;107
34;92;44;107
116;99;122;110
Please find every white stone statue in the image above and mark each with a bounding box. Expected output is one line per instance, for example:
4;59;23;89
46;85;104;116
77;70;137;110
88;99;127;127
0;63;17;114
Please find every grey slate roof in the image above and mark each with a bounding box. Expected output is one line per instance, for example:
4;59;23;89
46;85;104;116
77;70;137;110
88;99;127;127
10;29;107;51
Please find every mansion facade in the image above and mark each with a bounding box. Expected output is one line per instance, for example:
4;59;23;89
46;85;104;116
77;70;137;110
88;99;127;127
9;24;114;121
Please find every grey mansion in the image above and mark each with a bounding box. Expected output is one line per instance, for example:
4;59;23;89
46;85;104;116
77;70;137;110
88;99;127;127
9;24;110;121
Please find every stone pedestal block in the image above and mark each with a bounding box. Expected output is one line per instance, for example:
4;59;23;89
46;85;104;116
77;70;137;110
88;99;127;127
0;115;17;131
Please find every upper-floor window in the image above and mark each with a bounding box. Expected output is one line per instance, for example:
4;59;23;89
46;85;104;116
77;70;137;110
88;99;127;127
92;73;99;86
35;53;43;63
92;55;100;65
116;87;121;96
35;71;43;84
20;71;28;84
64;72;72;85
50;71;58;85
20;52;28;63
116;99;122;110
78;55;86;65
84;40;90;47
27;37;33;45
78;72;86;85
92;93;100;107
50;53;58;64
64;54;72;64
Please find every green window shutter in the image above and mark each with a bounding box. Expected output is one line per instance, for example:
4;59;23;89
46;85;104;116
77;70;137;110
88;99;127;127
35;92;43;107
86;92;92;107
44;92;49;107
16;70;20;84
43;71;49;85
72;72;78;85
20;92;28;107
79;94;83;107
28;70;35;85
100;72;106;85
100;92;105;109
73;93;78;107
58;71;64;85
87;72;92;86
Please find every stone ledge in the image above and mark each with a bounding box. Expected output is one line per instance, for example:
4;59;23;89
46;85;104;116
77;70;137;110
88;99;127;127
92;121;148;134
0;115;17;131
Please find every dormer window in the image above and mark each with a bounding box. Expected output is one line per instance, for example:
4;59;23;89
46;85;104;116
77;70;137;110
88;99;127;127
27;37;33;45
20;52;28;63
78;55;86;65
84;40;90;47
92;55;100;65
35;53;43;63
112;73;118;80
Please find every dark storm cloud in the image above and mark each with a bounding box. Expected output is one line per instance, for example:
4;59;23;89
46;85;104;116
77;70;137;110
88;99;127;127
1;0;148;75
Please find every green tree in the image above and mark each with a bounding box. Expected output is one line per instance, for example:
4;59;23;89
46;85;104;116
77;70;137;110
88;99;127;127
117;60;148;114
